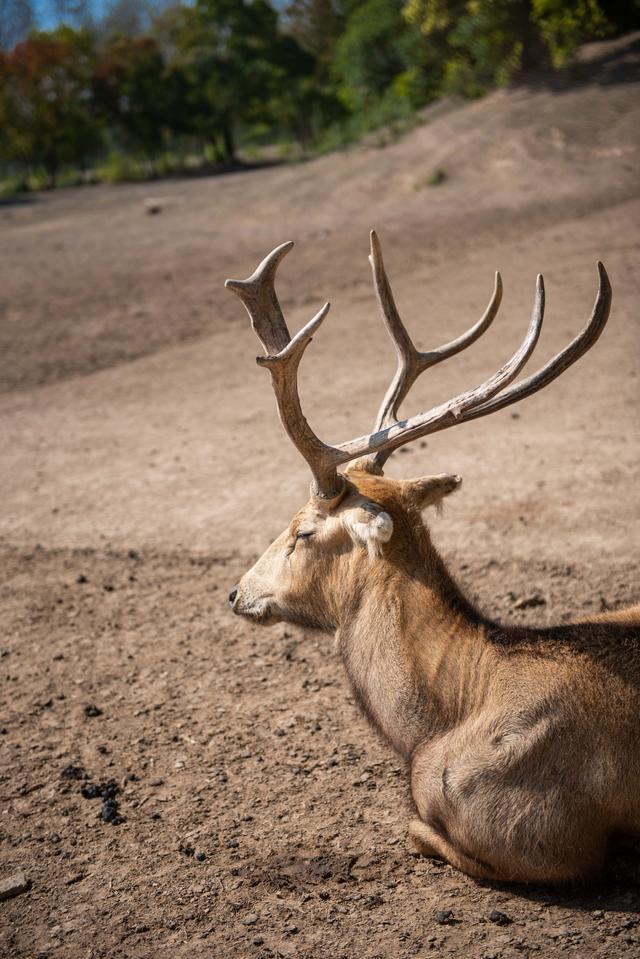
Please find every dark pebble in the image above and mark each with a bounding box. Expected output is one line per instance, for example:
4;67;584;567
488;910;512;926
195;852;206;862
61;764;88;781
81;779;119;801
252;936;264;946
76;574;88;584
435;910;455;925
179;844;195;857
81;783;102;799
84;704;103;718
101;799;125;825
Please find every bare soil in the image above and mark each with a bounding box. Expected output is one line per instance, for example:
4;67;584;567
1;32;640;959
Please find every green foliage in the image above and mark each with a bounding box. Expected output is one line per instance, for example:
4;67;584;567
160;0;294;162
314;88;415;153
98;150;147;182
532;0;611;67
0;27;101;184
403;0;618;96
285;0;348;64
425;165;447;185
93;35;172;158
0;0;636;193
332;0;415;110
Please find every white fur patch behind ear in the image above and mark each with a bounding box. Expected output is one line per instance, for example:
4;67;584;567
343;505;394;559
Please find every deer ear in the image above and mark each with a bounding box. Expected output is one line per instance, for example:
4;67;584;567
402;474;462;510
343;503;393;557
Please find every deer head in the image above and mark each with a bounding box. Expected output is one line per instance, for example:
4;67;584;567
226;233;611;630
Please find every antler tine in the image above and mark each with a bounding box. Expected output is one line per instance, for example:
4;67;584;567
226;244;345;499
463;262;612;424
225;241;294;354
368;230;502;467
335;272;544;464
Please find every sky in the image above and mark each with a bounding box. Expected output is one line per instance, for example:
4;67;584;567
35;0;287;30
36;2;112;30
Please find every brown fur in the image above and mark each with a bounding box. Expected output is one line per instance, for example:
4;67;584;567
230;468;640;884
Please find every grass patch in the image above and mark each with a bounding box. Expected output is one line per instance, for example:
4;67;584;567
414;166;448;190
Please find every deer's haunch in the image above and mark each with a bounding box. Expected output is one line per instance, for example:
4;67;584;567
226;234;640;884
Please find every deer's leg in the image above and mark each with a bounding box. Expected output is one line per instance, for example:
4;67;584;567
410;719;610;883
408;817;497;880
408;817;440;857
408;734;499;879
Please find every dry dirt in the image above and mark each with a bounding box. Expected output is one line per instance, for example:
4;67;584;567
1;32;640;959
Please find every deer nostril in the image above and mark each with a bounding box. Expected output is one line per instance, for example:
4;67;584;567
228;588;238;608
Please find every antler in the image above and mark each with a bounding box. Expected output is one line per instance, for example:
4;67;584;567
225;242;344;498
225;234;612;499
367;229;502;470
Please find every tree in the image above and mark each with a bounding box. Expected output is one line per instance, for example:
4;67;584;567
160;0;290;163
332;0;416;110
99;0;182;39
265;31;331;148
93;35;173;160
0;27;101;185
532;0;612;67
284;0;348;64
403;0;615;96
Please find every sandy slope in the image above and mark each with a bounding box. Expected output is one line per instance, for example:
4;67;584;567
1;32;639;959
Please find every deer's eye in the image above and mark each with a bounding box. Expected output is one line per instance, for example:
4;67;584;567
296;530;314;542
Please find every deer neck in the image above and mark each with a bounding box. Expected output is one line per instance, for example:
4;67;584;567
334;530;489;759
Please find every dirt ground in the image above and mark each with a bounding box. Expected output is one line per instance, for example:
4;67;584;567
1;32;640;959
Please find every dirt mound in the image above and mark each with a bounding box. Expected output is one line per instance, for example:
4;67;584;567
0;33;638;395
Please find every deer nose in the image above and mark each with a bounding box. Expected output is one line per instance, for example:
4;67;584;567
228;587;238;608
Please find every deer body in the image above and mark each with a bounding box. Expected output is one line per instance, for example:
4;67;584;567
233;467;640;882
225;232;640;882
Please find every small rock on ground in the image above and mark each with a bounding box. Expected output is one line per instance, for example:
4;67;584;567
0;871;30;902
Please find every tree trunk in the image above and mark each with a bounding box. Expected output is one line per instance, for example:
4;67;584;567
519;0;537;73
44;151;58;189
221;118;236;165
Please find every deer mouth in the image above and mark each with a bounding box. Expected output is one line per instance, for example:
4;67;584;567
232;594;280;627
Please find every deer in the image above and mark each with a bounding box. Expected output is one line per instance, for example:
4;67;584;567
225;232;640;884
